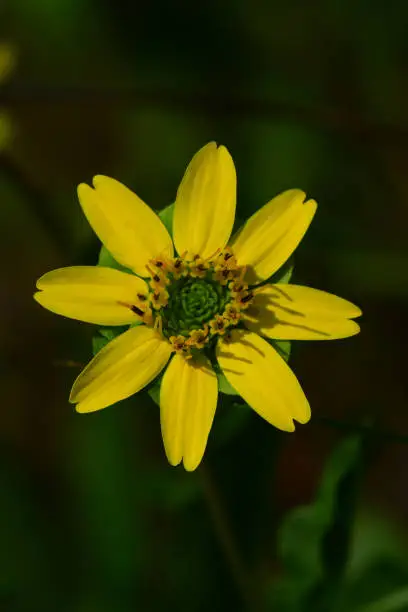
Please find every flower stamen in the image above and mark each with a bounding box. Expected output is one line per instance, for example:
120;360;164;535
130;304;144;316
144;247;254;355
210;315;228;335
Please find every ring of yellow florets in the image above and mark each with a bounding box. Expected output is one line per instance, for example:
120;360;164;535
133;248;254;358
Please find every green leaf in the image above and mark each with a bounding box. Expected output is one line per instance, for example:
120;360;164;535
269;436;362;611
331;512;408;612
158;203;174;236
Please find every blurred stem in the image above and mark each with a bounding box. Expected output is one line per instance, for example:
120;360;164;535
200;464;262;612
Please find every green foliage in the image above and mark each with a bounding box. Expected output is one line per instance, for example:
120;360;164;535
269;436;362;612
331;512;408;612
356;589;408;612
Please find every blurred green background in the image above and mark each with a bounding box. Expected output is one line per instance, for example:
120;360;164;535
1;1;408;611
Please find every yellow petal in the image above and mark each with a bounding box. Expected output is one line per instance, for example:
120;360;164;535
77;176;173;276
160;354;218;471
216;329;310;431
71;326;172;413
244;284;361;340
34;266;148;326
173;142;236;259
231;189;317;284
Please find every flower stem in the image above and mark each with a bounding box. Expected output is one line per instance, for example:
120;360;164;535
200;464;262;612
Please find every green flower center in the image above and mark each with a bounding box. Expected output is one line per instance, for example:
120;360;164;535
141;250;252;355
161;278;227;338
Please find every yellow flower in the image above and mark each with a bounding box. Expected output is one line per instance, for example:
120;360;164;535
34;142;362;471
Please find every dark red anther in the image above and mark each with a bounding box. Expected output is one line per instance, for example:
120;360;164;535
241;292;253;304
131;305;144;316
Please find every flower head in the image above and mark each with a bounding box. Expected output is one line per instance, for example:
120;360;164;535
34;142;362;471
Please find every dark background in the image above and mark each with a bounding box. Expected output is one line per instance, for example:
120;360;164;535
1;1;408;611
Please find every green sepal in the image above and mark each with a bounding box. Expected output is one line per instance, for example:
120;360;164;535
98;244;132;274
92;334;109;356
146;375;163;407
158;202;174;236
250;257;294;289
97;202;174;271
271;339;291;362
261;259;294;362
92;326;128;356
217;372;238;395
272;258;294;284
